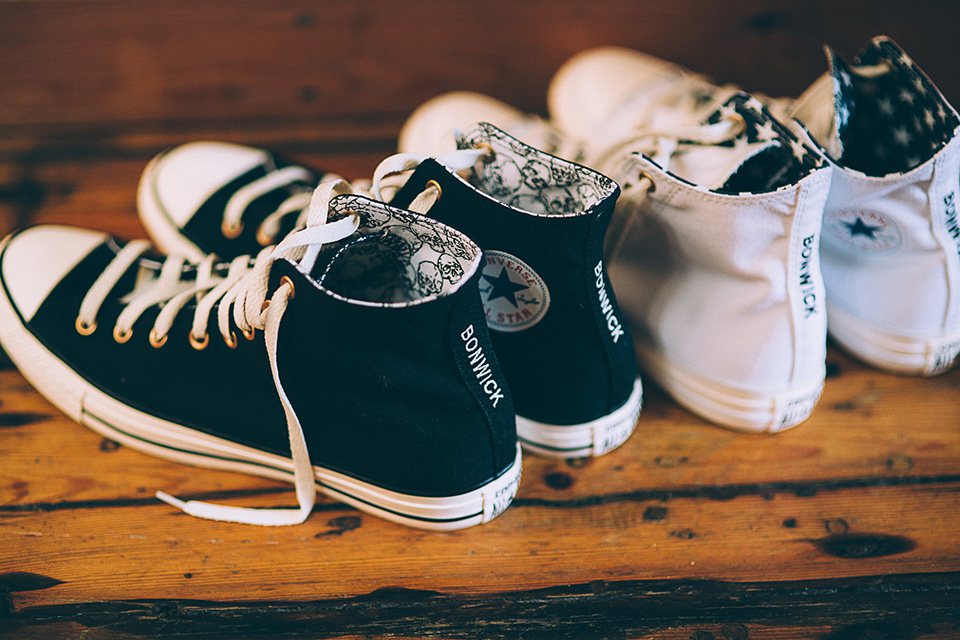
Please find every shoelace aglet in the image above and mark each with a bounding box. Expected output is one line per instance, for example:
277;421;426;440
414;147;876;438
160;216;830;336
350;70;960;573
155;490;186;509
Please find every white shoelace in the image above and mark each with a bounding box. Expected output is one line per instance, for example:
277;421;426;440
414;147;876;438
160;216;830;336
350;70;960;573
370;148;490;202
599;112;747;264
220;165;347;246
80;167;468;525
212;147;490;251
79;183;363;525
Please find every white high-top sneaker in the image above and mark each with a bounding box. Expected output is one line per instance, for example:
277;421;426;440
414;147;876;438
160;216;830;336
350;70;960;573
545;37;960;376
403;93;832;431
547;46;761;145
398;91;589;162
606;95;832;432
790;37;960;375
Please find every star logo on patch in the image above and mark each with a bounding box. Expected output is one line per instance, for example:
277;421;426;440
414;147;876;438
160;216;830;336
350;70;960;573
824;209;902;253
479;251;551;332
843;216;882;239
481;267;529;307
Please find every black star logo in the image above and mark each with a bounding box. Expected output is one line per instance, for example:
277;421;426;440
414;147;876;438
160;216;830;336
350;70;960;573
482;267;528;307
844;217;882;239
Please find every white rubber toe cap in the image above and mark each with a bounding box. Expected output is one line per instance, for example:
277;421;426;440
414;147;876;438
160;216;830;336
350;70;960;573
548;46;683;139
398;91;527;156
1;225;106;322
139;141;269;229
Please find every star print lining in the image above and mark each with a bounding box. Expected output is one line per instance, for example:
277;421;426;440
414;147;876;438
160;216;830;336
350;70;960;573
831;37;960;176
704;94;824;195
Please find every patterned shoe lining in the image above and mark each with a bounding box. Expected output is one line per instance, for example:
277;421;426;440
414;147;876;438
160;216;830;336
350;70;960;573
318;195;479;305
457;122;617;217
833;38;959;176
711;94;824;195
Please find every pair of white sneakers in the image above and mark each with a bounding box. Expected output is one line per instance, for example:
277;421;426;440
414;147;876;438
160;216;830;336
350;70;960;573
399;36;960;432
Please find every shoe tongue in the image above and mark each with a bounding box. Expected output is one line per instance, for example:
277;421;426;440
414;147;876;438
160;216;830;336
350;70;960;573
663;95;818;193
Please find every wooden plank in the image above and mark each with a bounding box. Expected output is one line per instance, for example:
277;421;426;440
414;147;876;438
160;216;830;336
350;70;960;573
2;4;960;637
3;348;960;604
4;477;960;601
0;150;388;241
3;572;959;639
4;344;959;506
2;0;959;147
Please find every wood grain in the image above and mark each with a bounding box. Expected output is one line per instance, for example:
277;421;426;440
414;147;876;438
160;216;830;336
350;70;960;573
2;3;960;636
2;149;960;640
2;1;959;151
3;354;959;605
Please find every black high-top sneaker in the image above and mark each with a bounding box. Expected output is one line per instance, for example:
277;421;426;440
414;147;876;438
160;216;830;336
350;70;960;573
138;141;339;262
0;194;521;530
136;130;642;458
387;123;642;458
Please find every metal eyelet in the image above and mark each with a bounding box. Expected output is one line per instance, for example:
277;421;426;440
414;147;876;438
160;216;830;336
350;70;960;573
638;171;657;193
262;275;297;313
425;180;442;200
725;112;747;135
475;142;496;164
189;332;209;350
280;275;296;299
75;317;97;336
223;331;238;349
222;220;244;239
149;329;168;348
113;325;133;344
256;228;275;247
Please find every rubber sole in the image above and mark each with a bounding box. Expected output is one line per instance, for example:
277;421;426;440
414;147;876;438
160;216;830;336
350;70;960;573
516;377;642;458
827;303;960;376
0;236;522;530
637;346;823;433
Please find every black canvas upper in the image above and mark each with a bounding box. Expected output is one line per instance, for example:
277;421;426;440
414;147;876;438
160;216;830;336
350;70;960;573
170;149;326;258
389;124;639;427
2;197;516;497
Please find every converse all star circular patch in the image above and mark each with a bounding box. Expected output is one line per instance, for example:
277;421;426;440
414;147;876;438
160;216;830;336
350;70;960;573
823;209;903;253
480;250;550;332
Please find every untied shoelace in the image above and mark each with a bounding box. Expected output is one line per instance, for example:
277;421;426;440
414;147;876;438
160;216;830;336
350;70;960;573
76;161;474;525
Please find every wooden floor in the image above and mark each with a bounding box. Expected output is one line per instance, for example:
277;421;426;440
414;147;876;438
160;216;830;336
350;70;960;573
4;2;960;637
0;149;958;639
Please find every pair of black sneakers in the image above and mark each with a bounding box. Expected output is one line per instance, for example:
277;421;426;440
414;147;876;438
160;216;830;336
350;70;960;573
0;124;641;530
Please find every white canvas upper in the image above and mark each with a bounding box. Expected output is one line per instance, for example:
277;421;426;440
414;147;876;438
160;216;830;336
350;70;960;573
549;37;960;376
548;46;744;143
397;69;832;431
819;134;960;373
398;91;537;158
609;148;831;430
788;38;960;375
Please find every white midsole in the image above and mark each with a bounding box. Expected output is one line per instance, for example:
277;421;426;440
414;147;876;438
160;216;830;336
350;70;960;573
637;344;824;433
0;246;521;530
827;303;960;376
516;377;642;458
